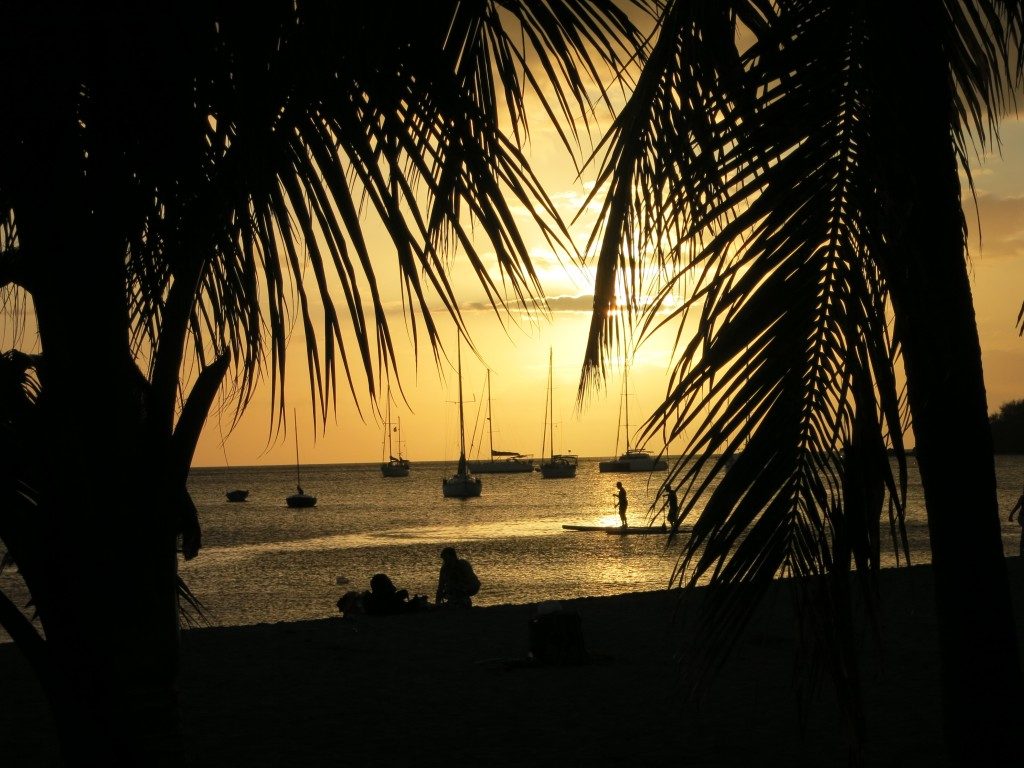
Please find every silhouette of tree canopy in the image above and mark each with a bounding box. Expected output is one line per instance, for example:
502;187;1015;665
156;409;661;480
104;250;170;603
0;2;646;764
990;399;1024;454
578;1;1022;763
1;2;1021;765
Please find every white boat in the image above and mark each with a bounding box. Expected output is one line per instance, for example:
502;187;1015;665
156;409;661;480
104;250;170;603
285;408;317;507
598;447;668;473
538;348;577;479
467;368;534;473
598;363;667;473
443;340;482;498
380;394;411;478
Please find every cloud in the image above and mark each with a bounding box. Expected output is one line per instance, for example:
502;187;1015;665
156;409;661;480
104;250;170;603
546;294;595;312
964;193;1024;259
459;292;594;314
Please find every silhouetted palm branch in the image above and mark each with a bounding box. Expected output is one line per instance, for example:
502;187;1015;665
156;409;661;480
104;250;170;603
580;0;1023;745
86;1;650;435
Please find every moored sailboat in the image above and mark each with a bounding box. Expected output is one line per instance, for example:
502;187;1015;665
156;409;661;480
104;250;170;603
286;408;317;508
538;348;577;479
220;424;249;501
380;394;411;478
442;340;482;498
598;363;667;473
467;368;533;473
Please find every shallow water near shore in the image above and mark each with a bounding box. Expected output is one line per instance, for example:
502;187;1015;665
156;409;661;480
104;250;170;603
2;455;1022;638
176;454;1024;630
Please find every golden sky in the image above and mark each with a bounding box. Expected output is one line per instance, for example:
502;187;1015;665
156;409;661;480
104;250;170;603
192;110;1024;468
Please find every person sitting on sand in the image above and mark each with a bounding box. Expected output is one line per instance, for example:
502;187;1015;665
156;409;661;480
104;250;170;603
336;590;364;617
435;546;480;608
363;573;412;616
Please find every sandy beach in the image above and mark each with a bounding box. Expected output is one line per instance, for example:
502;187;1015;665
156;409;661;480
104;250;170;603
3;557;1021;767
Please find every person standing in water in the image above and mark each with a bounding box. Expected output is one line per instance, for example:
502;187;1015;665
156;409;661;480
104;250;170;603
665;486;680;532
1009;485;1024;556
614;481;628;528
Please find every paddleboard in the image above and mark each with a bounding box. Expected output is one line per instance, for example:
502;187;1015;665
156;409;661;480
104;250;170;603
605;525;668;535
562;524;669;534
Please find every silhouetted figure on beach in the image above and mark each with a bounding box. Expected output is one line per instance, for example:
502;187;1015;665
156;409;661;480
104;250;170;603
435;546;480;608
336;590;364;617
665;486;680;531
1010;487;1024;556
337;574;420;617
363;573;413;615
614;482;628;527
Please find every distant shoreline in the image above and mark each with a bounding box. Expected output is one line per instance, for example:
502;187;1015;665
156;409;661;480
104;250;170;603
189;451;1024;470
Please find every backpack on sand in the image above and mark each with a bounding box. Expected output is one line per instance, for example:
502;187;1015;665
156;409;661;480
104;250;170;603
457;559;481;597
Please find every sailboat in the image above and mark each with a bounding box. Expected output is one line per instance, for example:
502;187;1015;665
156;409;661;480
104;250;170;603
219;421;249;501
598;363;668;473
467;368;533;473
380;394;411;478
442;340;482;498
286;408;317;508
538;348;577;479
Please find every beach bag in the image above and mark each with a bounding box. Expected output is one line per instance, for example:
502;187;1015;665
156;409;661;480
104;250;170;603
457;559;481;597
528;603;587;665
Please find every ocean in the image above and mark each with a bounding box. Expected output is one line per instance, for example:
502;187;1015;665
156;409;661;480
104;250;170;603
2;455;1023;638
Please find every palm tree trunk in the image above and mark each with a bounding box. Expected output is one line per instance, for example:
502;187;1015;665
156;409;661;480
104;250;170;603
34;297;185;767
869;7;1022;763
18;146;186;763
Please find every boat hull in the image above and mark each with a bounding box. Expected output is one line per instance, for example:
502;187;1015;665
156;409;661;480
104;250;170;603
381;460;411;477
467;458;534;474
286;493;317;508
598;453;668;473
538;455;578;479
442;474;482;498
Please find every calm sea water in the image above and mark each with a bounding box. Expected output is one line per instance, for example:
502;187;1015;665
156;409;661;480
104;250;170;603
2;456;1023;639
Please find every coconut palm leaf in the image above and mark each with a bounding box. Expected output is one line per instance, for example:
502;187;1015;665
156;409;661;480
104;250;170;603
580;0;1023;748
0;2;651;727
64;1;652;439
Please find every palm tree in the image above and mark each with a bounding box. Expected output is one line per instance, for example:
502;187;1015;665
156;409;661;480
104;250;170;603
0;2;646;763
580;1;1022;762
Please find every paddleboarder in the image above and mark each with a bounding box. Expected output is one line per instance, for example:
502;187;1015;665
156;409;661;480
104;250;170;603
614;481;628;527
666;486;680;531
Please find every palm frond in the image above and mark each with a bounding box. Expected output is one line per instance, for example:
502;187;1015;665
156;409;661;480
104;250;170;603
586;0;1022;746
99;2;648;439
582;0;924;744
176;576;209;630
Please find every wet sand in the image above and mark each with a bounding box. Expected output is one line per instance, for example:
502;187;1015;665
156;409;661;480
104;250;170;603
2;557;1021;766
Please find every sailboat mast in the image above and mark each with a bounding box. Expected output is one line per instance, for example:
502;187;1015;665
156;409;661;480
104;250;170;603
458;341;467;458
624;362;631;453
486;369;494;458
293;407;301;487
548;349;554;460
